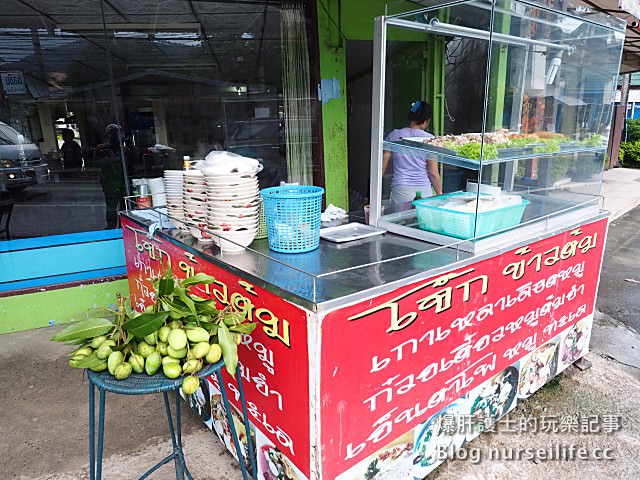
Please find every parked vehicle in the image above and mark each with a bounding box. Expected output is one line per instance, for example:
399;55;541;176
0;121;49;192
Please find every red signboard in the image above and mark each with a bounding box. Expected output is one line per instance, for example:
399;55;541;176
121;217;311;476
320;219;607;479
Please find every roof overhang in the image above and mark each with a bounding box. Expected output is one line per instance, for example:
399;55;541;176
573;0;640;73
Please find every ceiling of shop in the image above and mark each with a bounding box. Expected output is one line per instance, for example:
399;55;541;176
0;0;293;96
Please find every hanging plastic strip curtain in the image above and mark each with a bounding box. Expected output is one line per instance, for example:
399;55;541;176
280;4;313;185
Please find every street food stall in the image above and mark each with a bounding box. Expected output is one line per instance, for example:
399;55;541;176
121;1;624;479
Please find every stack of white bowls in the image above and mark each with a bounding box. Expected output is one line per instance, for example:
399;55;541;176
198;154;262;252
182;169;211;241
163;170;187;230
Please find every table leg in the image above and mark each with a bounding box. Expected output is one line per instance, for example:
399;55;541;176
96;389;106;480
216;370;251;480
236;364;257;478
89;380;95;480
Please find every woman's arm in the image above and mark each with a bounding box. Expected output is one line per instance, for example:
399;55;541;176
382;150;391;176
427;159;442;195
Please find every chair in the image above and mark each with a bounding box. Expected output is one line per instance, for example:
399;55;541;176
88;360;257;480
0;199;13;240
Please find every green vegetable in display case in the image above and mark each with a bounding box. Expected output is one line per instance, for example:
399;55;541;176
52;269;256;393
455;142;498;160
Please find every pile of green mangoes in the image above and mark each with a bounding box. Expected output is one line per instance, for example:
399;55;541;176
67;320;232;394
54;272;253;396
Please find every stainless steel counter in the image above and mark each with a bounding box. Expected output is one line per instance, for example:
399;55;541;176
122;209;607;311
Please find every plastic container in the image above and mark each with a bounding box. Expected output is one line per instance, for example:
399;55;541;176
261;186;324;253
255;196;268;240
412;192;529;240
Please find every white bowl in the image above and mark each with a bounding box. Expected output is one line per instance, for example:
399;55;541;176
211;229;258;252
207;186;259;195
189;227;215;242
208;217;259;229
207;208;260;218
205;177;258;187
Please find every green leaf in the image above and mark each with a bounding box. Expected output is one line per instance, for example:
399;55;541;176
194;300;219;316
122;311;170;338
200;322;219;334
223;312;244;326
175;286;197;317
218;323;237;377
229;322;257;334
157;277;175;297
181;273;215;287
161;299;191;319
52;318;114;342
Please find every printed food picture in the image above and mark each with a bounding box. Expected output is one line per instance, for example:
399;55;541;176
468;365;519;433
334;431;414;480
256;429;306;480
411;402;468;479
518;341;559;397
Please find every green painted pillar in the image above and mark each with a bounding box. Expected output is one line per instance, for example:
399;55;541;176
317;0;349;209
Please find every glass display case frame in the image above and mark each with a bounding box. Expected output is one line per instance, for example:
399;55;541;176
368;0;625;252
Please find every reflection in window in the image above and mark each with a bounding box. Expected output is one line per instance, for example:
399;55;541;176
0;0;318;240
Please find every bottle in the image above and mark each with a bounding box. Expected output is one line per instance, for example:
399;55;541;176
412;191;423;209
183;155;191;170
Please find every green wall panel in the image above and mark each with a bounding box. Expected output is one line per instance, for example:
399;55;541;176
317;0;349;209
0;279;130;334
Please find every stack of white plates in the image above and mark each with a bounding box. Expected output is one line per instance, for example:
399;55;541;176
182;170;212;241
202;169;261;252
163;170;187;230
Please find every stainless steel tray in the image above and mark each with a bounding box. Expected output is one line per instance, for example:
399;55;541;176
320;223;386;243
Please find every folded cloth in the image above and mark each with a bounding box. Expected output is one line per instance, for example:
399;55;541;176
321;204;348;222
129;207;176;236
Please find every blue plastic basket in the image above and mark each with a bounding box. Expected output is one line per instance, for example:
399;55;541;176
413;192;529;240
261;185;325;253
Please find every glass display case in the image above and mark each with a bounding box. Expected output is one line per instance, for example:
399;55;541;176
369;0;625;252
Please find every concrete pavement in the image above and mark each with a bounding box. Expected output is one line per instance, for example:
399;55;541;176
2;167;640;479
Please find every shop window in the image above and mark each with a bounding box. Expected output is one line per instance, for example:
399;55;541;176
0;0;318;241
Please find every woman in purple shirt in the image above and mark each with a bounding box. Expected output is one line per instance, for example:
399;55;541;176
382;100;442;212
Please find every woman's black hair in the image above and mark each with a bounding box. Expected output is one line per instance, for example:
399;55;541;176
408;100;432;124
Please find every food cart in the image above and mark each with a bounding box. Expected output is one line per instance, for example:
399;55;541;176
121;1;624;479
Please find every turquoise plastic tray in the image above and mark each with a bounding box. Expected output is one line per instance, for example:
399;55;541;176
413;192;529;240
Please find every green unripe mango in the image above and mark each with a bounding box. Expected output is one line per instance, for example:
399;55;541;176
90;361;108;372
68;358;83;368
205;343;222;364
192;342;210;360
168;345;187;359
145;352;162;375
129;353;145;373
96;340;116;360
163;362;182;379
186;327;209;344
114;362;132;380
137;341;155;359
108;351;124;375
158;326;171;343
168;329;188;350
162;355;181;366
182;359;200;374
183;321;198;329
199;314;212;322
91;335;108;349
72;345;94;358
156;342;169;356
144;331;157;346
181;376;200;395
168;320;183;330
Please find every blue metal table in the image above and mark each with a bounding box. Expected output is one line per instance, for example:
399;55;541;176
88;361;256;479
